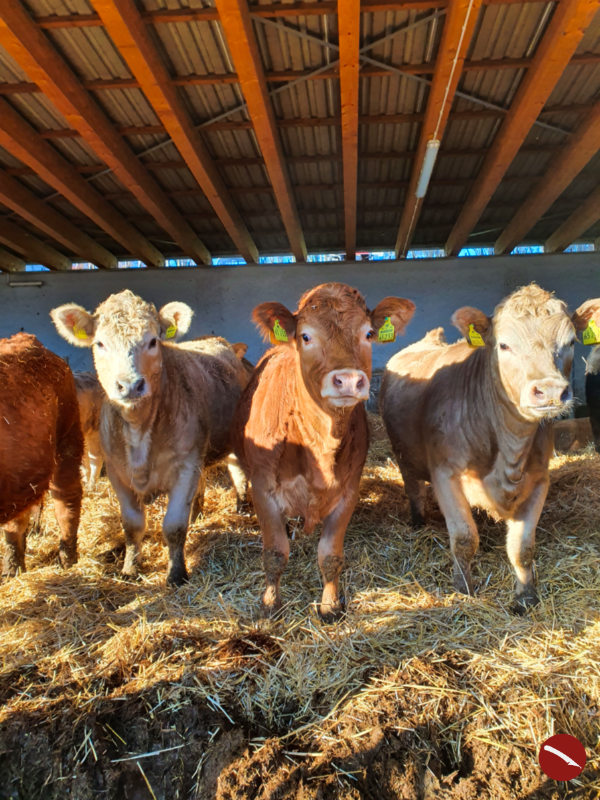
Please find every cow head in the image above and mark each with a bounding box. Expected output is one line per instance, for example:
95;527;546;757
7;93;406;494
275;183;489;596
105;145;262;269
253;282;415;411
51;290;192;409
452;284;600;421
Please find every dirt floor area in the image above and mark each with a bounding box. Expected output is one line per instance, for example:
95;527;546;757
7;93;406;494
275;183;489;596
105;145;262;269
0;416;599;799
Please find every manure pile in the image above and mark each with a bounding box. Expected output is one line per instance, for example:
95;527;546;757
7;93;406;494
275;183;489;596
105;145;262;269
0;417;599;799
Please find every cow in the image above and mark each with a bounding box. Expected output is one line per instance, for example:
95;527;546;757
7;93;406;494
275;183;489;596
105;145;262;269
0;333;82;578
51;290;250;586
585;345;600;452
233;282;415;620
380;284;600;612
73;371;105;488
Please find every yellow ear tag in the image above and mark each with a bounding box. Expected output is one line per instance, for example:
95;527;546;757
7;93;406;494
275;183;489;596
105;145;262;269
165;324;177;339
377;316;396;343
582;319;600;345
73;326;88;340
270;319;288;345
467;324;485;347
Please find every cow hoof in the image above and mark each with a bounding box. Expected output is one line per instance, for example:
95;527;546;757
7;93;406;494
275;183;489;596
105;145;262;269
122;562;140;579
510;590;539;615
411;512;426;529
318;597;346;623
58;545;77;569
167;567;189;587
453;568;474;596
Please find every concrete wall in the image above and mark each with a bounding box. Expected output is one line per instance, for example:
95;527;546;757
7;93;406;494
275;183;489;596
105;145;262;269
2;250;599;405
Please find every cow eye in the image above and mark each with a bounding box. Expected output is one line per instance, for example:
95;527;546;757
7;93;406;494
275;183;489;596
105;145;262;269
95;341;104;350
149;338;157;349
499;342;510;351
301;333;311;343
366;329;375;340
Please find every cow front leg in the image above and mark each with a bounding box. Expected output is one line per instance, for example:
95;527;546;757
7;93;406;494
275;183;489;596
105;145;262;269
318;491;359;621
163;460;202;586
431;468;479;595
252;484;289;615
506;478;548;613
107;464;146;577
50;434;83;569
2;509;30;578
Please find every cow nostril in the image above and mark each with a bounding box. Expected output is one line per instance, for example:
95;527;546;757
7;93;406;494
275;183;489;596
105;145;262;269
356;377;365;390
333;375;343;387
135;378;145;395
533;387;544;399
116;381;124;394
560;386;570;403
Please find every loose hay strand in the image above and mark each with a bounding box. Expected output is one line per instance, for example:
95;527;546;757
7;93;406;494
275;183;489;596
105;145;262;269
0;417;599;798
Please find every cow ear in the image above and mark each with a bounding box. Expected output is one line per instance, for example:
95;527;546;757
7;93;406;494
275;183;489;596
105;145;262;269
252;302;296;344
371;297;416;342
452;306;491;343
50;303;95;348
572;298;600;331
231;342;248;360
159;301;193;340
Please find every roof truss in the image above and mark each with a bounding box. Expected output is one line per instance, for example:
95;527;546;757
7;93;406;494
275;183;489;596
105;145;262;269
444;0;600;255
0;217;71;271
545;186;600;253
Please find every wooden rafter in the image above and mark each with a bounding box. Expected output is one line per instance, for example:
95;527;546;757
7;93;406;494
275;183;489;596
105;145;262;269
545;186;600;253
0;169;117;268
0;217;71;271
0;3;210;265
338;0;361;260
1;53;598;97
214;0;307;262
0;98;162;267
395;0;482;256
92;0;258;265
495;102;600;254
0;245;26;272
444;0;599;256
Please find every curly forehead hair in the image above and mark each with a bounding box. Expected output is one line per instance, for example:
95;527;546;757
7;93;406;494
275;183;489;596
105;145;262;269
95;290;159;337
495;283;567;320
297;283;367;315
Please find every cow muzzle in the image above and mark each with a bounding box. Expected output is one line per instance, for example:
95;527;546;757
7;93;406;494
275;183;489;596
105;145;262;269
113;376;147;403
523;377;571;417
321;369;370;407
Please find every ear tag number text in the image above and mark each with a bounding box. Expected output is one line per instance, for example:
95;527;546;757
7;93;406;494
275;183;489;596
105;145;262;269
270;319;289;345
468;324;485;347
582;319;600;345
377;316;396;343
165;324;177;339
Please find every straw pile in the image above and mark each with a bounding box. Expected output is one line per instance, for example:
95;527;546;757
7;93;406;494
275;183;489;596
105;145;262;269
0;415;599;799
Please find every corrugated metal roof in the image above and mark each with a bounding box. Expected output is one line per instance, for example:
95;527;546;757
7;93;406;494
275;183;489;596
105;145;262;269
0;0;598;267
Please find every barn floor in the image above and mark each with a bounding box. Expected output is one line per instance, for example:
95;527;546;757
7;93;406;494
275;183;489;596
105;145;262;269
1;416;599;800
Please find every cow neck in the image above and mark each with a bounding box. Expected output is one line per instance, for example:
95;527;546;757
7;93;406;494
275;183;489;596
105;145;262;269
292;357;354;446
116;388;159;434
484;349;539;486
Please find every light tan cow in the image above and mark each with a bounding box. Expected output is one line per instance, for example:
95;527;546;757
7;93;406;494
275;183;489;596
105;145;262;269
51;290;250;585
73;371;105;488
380;284;600;611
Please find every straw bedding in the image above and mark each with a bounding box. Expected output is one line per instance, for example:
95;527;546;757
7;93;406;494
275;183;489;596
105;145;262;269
0;415;599;799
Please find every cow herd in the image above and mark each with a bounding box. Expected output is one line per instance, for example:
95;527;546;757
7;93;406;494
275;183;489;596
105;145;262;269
1;281;599;619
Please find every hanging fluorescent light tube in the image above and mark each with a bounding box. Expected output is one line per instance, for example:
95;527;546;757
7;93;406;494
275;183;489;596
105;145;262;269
8;280;44;288
415;138;440;199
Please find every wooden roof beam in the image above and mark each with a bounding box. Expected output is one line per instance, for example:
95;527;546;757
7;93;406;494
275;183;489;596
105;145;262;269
396;0;482;256
0;169;117;268
495;102;600;254
545;186;600;253
444;0;599;256
92;0;258;264
0;217;72;271
0;3;210;265
0;98;163;267
214;0;307;262
0;244;26;272
338;0;361;261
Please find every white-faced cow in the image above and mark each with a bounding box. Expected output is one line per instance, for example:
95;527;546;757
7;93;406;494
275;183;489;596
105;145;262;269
233;282;415;619
51;290;250;585
0;333;82;578
380;284;600;611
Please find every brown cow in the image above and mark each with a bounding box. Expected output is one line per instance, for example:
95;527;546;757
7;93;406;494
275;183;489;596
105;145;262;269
51;290;250;585
73;371;105;488
380;284;600;611
0;333;82;578
234;282;415;619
